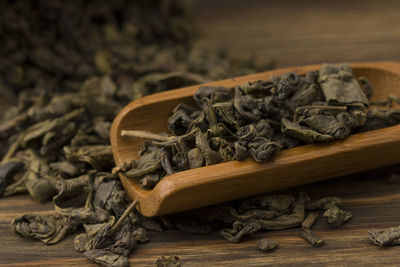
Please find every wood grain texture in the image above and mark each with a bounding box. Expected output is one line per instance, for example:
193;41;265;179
110;62;400;217
192;0;400;68
1;170;400;266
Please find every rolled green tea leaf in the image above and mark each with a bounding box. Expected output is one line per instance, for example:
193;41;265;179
11;214;80;245
302;212;319;230
0;161;24;196
257;238;278;252
156;255;182;267
369;226;400;246
281;118;334;143
299;228;324;247
319;63;369;107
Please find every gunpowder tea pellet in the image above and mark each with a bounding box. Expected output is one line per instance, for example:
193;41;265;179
257;238;278;252
156;255;182;267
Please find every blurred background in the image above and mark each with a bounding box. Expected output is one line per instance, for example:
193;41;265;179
191;0;400;67
2;0;400;123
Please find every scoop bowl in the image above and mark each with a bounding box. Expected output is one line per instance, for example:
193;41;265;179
110;62;400;217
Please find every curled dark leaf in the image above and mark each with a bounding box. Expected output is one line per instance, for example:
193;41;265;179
302;114;350;139
306;196;352;227
64;145;114;171
156;255;182;267
11;213;80;245
83;249;129;267
281;118;334;143
193;86;233;109
369;226;400;246
319;63;369;107
49;161;80;178
358;76;374;100
257;238;278;252
247;137;281;162
125;150;163;179
0;160;24;196
54;174;92;210
323;207;352;227
299;228;324;247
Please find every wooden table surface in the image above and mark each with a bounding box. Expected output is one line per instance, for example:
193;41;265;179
1;170;400;266
192;0;400;68
2;0;400;266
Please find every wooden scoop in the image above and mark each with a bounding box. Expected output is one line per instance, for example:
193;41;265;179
110;62;400;217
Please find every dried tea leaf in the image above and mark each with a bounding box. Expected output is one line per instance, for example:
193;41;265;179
299;228;324;247
361;108;400;132
233;87;262;121
220;220;261;243
125;150;163;179
4;150;58;202
195;130;220;165
139;173;163;190
83;249;129;267
81;217;117;251
369;226;400;246
323;207;352;227
156;255;182;267
358;76;373;100
290;84;321;107
306;197;342;210
319;63;369;107
247;137;281;162
194;86;233;109
257;238;278;252
81;77;122;120
0;161;24;196
133;227;150;243
220;193;308;243
64;145;114;171
187;147;204;169
49;161;80;178
11;214;80;245
25;176;58;203
21;108;85;147
301;114;350;139
93;173;127;217
302;212;319;230
281;118;334;143
54;174;92;210
306;196;352;227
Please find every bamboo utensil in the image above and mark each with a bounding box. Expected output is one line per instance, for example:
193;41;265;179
110;62;400;216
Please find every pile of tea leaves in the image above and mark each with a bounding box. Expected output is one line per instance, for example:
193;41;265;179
117;63;400;190
0;0;277;266
0;0;273;158
1;1;399;267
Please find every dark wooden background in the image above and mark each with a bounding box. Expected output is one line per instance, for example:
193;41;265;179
192;0;400;68
1;0;400;266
